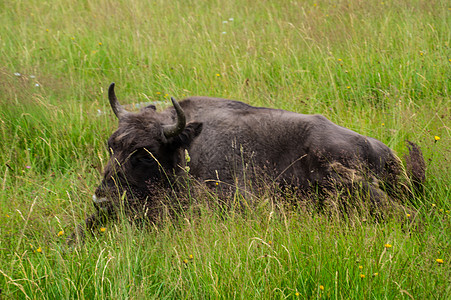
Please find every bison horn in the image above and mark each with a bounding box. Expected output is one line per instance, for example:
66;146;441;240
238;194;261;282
163;97;186;138
108;83;128;119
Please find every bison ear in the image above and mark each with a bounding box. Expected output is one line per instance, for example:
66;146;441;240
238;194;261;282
168;121;203;149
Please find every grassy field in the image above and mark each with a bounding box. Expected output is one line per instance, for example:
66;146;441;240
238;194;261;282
0;0;450;298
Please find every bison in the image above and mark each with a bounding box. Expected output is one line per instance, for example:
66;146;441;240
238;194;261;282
68;83;425;244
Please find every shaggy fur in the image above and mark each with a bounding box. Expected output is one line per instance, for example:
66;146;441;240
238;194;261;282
67;84;426;245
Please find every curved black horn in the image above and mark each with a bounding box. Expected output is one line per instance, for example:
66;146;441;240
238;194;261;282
108;83;128;119
163;97;186;138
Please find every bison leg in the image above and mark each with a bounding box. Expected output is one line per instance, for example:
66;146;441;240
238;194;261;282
324;162;395;217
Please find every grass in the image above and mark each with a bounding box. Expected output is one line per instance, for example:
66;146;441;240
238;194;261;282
0;0;450;298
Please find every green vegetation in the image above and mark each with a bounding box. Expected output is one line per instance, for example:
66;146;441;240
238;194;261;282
0;0;449;298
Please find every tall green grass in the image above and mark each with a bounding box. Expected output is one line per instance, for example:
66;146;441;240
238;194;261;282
0;0;449;298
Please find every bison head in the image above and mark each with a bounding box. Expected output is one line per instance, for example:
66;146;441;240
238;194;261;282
93;83;202;213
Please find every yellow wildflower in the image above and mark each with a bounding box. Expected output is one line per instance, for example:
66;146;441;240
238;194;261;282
183;259;188;264
156;92;161;95
268;241;272;245
359;265;363;270
189;254;194;260
319;285;324;291
406;214;411;217
381;123;385;126
36;247;42;253
295;292;300;296
436;259;444;264
338;59;342;62
100;227;106;232
360;274;365;278
216;73;220;77
6;214;9;218
384;243;392;249
434;136;440;141
57;230;64;237
99;42;102;46
373;273;378;277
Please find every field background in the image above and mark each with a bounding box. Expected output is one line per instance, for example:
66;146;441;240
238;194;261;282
0;0;450;298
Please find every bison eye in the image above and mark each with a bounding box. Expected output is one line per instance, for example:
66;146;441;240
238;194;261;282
131;148;158;167
138;155;156;164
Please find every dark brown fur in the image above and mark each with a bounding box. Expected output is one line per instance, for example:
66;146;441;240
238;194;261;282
404;140;426;193
67;85;426;245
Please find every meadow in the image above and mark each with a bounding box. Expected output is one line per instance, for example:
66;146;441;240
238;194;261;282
0;0;450;298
